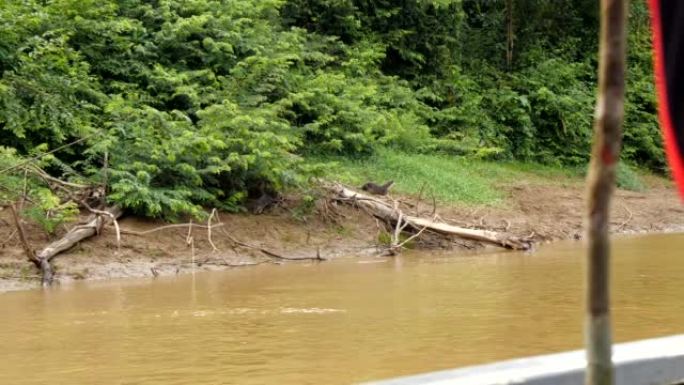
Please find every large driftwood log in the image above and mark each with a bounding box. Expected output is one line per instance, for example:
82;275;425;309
38;206;123;261
331;185;531;250
34;205;122;285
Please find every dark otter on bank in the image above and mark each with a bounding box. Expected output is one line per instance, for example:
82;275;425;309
361;180;394;195
247;193;278;214
246;181;279;214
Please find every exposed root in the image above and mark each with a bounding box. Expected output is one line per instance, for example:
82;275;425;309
217;214;324;261
318;196;347;225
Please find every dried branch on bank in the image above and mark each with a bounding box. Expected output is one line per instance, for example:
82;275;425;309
117;223;224;236
9;205;41;268
207;208;219;252
328;184;532;251
218;226;325;261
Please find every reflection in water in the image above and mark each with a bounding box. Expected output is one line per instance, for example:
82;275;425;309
1;233;684;384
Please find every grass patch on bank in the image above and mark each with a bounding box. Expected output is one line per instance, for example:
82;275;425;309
312;149;583;206
615;163;646;192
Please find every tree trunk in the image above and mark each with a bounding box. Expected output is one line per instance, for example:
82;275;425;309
585;1;627;385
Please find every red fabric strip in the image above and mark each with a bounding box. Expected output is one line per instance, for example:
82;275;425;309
649;0;684;198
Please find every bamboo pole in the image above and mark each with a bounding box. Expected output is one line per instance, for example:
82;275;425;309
585;1;628;385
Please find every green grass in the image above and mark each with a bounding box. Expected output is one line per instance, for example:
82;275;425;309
575;161;646;192
311;149;583;206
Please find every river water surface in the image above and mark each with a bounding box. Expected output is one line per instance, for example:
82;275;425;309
2;233;684;384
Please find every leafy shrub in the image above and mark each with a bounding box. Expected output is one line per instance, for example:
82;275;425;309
23;189;79;236
0;0;665;221
616;163;645;192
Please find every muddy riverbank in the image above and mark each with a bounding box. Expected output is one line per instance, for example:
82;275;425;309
1;178;683;292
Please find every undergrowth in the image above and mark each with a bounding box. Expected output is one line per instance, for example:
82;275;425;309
314;148;585;206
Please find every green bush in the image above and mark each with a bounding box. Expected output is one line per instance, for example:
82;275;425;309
23;189;79;236
616;163;645;192
0;0;664;220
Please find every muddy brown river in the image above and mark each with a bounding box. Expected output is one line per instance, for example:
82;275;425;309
2;233;684;384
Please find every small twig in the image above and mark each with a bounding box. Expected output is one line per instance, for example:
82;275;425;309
478;214;488;227
184;220;196;267
430;189;437;216
617;202;633;231
20;169;28;211
0;134;95;175
387;199;414;255
1;229;17;248
207;208;219;252
102;151;108;202
80;201;120;250
392;204;404;249
27;165;89;190
415;182;427;216
395;223;430;249
399;215;411;233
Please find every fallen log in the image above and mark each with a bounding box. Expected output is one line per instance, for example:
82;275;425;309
330;184;531;250
38;206;123;262
34;205;123;285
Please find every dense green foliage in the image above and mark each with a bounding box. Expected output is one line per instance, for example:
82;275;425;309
0;0;662;218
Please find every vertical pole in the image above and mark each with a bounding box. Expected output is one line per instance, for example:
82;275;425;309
585;1;627;385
